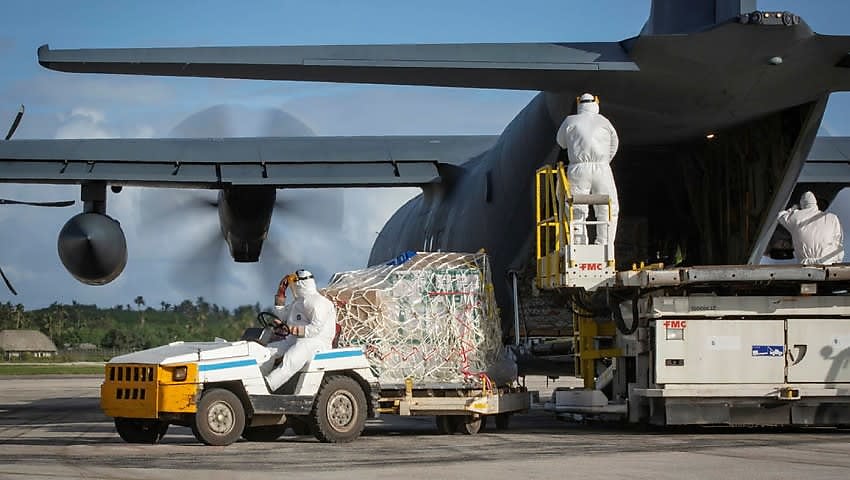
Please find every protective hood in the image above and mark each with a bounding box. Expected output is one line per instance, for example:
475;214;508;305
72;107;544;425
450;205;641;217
800;191;817;209
292;277;318;298
577;101;599;115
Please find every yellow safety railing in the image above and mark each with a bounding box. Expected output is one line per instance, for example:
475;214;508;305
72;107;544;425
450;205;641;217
535;162;572;289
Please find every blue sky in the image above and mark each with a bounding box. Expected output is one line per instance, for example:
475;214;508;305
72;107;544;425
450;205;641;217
1;0;849;310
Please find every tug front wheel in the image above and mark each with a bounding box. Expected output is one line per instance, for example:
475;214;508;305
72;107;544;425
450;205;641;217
311;375;367;443
193;388;246;446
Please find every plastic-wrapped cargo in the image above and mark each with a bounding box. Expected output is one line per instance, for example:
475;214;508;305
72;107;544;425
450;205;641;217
322;251;503;386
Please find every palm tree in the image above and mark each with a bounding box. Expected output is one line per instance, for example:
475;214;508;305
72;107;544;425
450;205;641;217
196;296;209;330
13;303;26;329
134;296;146;326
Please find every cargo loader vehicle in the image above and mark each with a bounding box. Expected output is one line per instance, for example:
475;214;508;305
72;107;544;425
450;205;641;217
534;162;850;427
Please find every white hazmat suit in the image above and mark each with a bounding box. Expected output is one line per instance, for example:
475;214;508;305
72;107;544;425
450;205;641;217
777;191;844;265
265;270;337;392
556;93;620;246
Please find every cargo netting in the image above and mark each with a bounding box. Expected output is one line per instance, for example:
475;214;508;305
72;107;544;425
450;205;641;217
323;252;503;386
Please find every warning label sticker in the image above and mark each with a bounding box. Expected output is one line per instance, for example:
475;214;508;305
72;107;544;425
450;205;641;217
752;345;784;357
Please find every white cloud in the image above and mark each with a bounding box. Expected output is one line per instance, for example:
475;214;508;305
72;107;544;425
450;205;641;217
67;107;106;125
55;107;113;139
53;107;160;140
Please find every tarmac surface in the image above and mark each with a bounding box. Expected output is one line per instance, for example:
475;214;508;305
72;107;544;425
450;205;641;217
1;375;849;479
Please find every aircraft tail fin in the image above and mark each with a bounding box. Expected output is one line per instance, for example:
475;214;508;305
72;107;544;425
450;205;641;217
642;0;757;35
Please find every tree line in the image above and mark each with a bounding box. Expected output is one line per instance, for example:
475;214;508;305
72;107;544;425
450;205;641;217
0;297;266;352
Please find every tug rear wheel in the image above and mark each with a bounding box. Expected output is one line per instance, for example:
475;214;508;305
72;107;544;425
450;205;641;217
311;375;367;443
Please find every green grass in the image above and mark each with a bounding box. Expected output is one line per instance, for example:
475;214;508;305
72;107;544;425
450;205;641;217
0;364;104;375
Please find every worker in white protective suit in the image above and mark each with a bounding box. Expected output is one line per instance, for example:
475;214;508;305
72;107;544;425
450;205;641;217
556;93;620;246
264;269;338;392
777;191;845;265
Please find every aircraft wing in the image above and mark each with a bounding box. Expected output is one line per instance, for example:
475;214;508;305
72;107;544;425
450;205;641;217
37;42;638;91
0;135;498;188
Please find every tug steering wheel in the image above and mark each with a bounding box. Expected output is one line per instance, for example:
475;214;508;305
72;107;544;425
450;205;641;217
257;311;290;337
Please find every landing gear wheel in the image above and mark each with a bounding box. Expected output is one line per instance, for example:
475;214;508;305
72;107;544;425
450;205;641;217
193;388;246;446
310;375;367;443
494;413;511;430
241;425;287;442
456;414;483;435
114;419;168;444
435;415;458;434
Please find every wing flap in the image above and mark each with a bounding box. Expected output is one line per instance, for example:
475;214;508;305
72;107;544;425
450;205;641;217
38;42;637;90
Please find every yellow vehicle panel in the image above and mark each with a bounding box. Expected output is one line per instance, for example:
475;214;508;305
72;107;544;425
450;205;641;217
101;363;199;419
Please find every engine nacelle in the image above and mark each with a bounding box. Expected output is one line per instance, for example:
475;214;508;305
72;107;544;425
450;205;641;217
57;213;127;285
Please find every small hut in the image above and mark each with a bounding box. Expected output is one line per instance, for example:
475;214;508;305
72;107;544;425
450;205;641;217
0;330;58;360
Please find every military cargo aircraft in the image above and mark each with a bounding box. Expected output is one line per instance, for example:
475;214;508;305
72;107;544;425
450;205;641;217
1;0;849;344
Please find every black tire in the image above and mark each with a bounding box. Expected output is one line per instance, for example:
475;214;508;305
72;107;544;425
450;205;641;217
241;425;287;442
494;413;511;430
435;415;457;435
310;375;367;443
193;388;246;446
456;414;482;435
114;419;168;444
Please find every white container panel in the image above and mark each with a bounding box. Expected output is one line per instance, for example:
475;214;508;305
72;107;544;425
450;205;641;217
787;318;850;383
655;319;785;384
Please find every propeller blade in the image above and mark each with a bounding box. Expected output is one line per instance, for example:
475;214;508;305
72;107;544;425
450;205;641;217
169;221;228;299
0;263;18;295
4;105;24;141
276;189;344;231
154;104;329;299
0;198;75;207
138;190;217;230
256;107;314;137
170;105;235;138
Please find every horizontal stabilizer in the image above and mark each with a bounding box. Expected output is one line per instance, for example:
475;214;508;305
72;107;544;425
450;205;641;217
38;43;637;91
817;34;850;91
0;135;498;188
